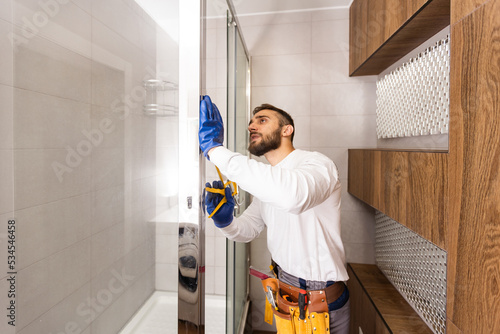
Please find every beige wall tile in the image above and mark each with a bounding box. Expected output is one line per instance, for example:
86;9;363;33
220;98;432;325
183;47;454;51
90;104;125;149
251;85;311;116
91;244;154;315
0;20;13;86
310;83;377;116
140;16;157;58
72;0;91;14
90;148;124;191
156;234;178;264
252;54;311;87
90;268;154;334
343;242;376;264
156;263;177;291
91;0;142;48
0;152;13;215
238;11;311;27
312;19;349;53
311;8;350;21
91;223;125;277
310;115;377;148
91;185;125;234
341;210;376;244
17;283;91;334
17;239;91;329
14;33;91;103
16;194;91;270
311;52;377;84
290;115;311;150
13;0;91;48
0;85;13;150
14;88;91;149
243;22;311;56
0;0;12;23
14;148;91;210
91;60;126;108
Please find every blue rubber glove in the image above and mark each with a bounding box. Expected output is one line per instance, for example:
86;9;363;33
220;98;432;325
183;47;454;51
199;95;224;158
205;181;234;228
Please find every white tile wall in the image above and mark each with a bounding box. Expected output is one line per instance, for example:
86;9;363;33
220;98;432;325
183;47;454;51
240;8;377;331
3;1;162;333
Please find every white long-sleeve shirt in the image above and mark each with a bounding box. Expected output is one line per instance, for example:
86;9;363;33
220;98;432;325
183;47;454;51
210;147;348;282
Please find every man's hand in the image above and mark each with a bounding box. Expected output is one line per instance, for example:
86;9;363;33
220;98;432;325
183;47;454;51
205;181;234;228
199;95;224;158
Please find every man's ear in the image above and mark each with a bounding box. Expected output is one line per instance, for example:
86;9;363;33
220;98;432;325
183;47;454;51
282;124;294;137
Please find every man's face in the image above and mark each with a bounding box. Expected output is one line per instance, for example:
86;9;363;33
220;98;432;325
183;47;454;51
247;110;282;156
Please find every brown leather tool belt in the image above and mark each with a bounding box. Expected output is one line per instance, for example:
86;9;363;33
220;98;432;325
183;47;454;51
276;280;345;314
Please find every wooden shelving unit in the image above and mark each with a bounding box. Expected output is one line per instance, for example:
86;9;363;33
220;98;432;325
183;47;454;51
348;0;500;331
349;0;450;76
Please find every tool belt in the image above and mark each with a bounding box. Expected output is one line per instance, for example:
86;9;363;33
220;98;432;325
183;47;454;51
261;277;345;334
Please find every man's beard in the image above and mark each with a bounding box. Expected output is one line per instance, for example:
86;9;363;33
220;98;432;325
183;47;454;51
248;127;281;156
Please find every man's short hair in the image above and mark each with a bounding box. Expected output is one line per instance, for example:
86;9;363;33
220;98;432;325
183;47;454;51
252;104;295;142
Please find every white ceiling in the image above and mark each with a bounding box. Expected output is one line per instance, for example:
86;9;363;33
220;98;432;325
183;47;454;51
232;0;353;15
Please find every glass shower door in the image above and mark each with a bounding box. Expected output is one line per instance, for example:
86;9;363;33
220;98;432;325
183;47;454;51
226;10;251;334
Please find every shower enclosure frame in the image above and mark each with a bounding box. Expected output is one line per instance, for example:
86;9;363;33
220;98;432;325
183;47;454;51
177;0;251;333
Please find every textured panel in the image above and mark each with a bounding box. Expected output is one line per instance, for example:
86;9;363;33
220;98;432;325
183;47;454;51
375;211;447;334
376;35;450;139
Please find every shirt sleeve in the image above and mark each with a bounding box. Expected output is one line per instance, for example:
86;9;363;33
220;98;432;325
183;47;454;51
209;147;339;215
219;198;265;242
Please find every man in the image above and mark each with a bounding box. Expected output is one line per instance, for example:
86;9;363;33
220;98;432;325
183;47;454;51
199;95;350;333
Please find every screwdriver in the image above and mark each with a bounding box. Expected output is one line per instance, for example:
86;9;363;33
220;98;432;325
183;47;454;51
298;289;307;320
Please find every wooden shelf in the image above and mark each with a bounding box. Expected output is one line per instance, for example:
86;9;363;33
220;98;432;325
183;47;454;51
349;0;450;76
348;263;433;334
348;149;448;249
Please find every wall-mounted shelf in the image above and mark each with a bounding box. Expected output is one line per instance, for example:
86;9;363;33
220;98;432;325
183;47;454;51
348;263;433;334
349;0;450;76
143;79;179;116
348;149;448;249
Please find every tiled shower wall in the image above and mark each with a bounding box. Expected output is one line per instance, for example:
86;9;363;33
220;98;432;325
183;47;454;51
0;1;177;333
238;7;378;331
